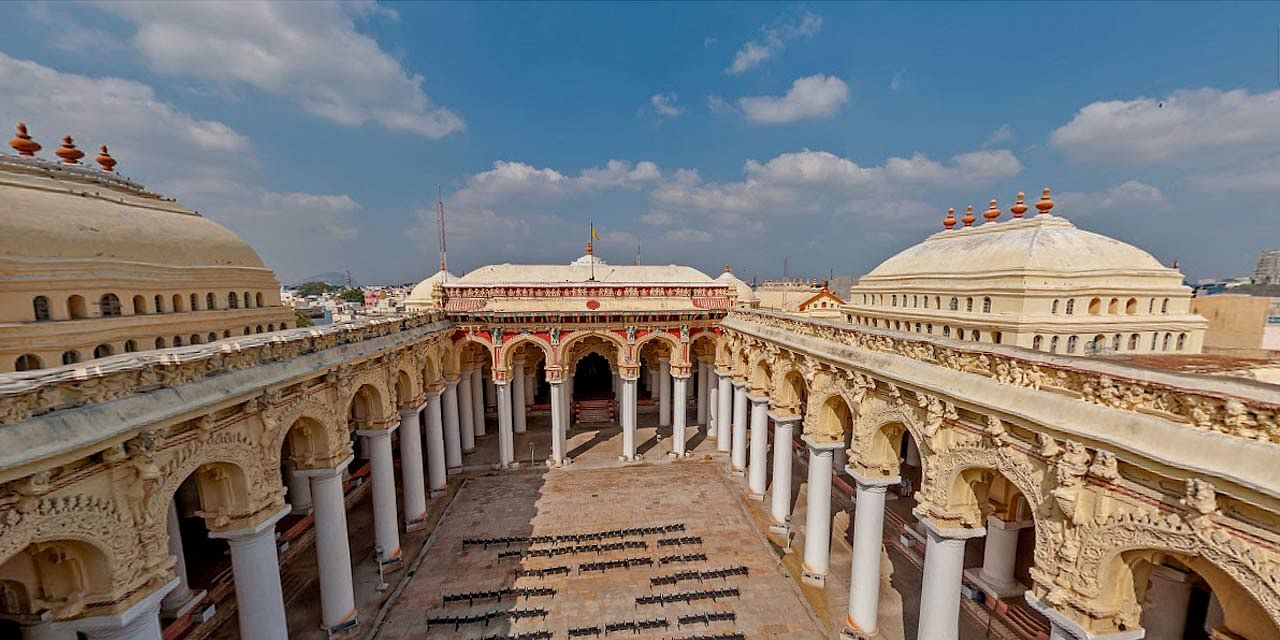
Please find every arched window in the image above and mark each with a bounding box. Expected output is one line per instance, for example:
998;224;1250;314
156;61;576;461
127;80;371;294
62;350;80;365
934;296;941;309
1161;298;1169;314
99;293;122;317
993;331;1002;344
1088;297;1101;315
243;291;252;308
982;297;992;313
67;295;87;319
957;328;966;340
913;322;920;333
1148;299;1155;314
1050;336;1059;353
912;295;918;307
1111;334;1121;351
281;322;289;330
155;337;167;349
173;336;184;347
1051;299;1059;315
1176;333;1187;351
965;297;974;312
926;323;933;334
190;293;199;311
229;292;240;309
32;296;51;321
1065;299;1075;315
891;294;897;307
190;334;201;345
1125;298;1137;315
132;295;146;314
1162;333;1171;351
93;344;113;359
124;339;138;353
1128;334;1139;350
256;292;265;307
972;330;981;342
1108;298;1119;314
14;354;42;371
255;325;263;333
1150;333;1158;351
172;294;184;312
154;295;165;313
244;327;251;335
1033;335;1043;350
949;297;959;311
223;330;232;338
1067;336;1078;353
207;292;217;309
267;323;276;332
942;326;951;337
207;332;218;342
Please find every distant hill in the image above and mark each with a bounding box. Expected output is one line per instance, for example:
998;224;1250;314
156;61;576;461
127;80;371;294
292;272;349;287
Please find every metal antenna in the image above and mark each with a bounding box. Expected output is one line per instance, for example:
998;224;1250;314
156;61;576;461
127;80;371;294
437;186;448;274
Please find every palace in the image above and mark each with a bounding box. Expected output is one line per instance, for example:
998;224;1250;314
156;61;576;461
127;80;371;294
1;126;1278;640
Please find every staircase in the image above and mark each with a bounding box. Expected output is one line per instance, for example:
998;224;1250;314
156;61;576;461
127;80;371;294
574;399;616;423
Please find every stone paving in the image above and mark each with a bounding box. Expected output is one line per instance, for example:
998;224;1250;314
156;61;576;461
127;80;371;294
371;461;826;639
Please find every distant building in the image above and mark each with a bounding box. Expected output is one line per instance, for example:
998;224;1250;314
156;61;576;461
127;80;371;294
1191;286;1280;353
1254;249;1280;285
754;280;845;319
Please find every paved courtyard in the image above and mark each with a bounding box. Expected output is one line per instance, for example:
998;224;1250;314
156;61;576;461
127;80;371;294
369;460;827;639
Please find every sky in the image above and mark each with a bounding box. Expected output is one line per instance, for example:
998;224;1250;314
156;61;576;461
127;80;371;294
2;1;1278;285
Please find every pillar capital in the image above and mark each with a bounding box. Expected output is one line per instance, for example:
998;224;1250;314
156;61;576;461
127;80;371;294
63;577;177;639
444;377;461;387
802;434;843;451
731;379;747;388
846;466;900;490
426;385;444;398
1025;592;1146;640
918;515;986;541
767;411;802;424
294;455;354;479
356;421;399;437
746;392;769;404
209;504;290;541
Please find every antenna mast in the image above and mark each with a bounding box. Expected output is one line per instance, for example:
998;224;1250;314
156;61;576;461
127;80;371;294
437;187;448;273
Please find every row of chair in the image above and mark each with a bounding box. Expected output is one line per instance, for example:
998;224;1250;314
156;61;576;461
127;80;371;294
426;607;549;629
577;556;654;574
650;566;748;587
605;617;671;634
463;523;686;550
669;633;746;640
477;632;553;640
656;536;703;547
440;587;555;605
635;587;741;607
658;553;708;565
677;611;737;627
515;565;571;579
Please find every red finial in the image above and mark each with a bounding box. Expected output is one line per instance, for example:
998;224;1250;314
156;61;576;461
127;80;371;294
55;135;84;165
943;207;956;230
1010;192;1028;218
585;241;593;256
961;205;976;227
983;199;1000;223
1035;187;1054;215
9;122;40;156
723;264;732;273
95;145;116;172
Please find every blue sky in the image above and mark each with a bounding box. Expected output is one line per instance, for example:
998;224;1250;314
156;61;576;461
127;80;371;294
2;2;1278;284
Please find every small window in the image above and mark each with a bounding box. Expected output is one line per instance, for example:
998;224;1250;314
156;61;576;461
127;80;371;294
1162;333;1171;350
966;297;973;312
972;330;981;342
243;291;252;308
155;337;167;349
15;354;42;371
267;323;276;332
1050;336;1060;353
891;294;898;307
132;295;147;314
1128;334;1139;350
191;293;200;311
926;323;933;334
1108;298;1119;314
1161;298;1170;314
243;327;251;335
208;332;218;342
912;295;918;308
1111;334;1121;351
173;336;184;347
1176;333;1187;351
993;331;1002;344
33;296;51;321
223;330;231;338
934;296;941;309
982;297;991;313
93;344;113;359
255;325;263;333
124;339;138;353
1148;299;1155;314
62;350;80;365
1125;298;1137;315
1065;299;1075;315
949;297;959;311
1033;335;1043;350
190;334;201;345
154;295;165;313
914;322;921;333
207;292;217;310
923;296;929;309
100;293;122;317
1067;336;1078;353
943;326;951;337
1051;299;1059;315
67;295;87;319
229;292;240;309
1088;297;1101;315
957;328;966;340
172;294;184;312
1150;333;1158;350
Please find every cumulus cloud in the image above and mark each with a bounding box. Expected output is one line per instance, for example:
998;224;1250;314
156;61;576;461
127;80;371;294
663;228;713;243
641;210;677;226
738;75;849;124
92;1;463;139
983;124;1014;147
1190;157;1280;192
707;95;736;115
650;92;683;117
1054;181;1169;217
453;159;661;208
727;10;822;75
1050;88;1280;167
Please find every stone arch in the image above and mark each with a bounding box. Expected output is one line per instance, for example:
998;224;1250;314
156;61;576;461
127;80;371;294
342;366;395;425
446;334;495;376
849;394;929;478
0;538;115;619
501;334;555;370
347;383;386;430
689;330;719;361
748;356;772;395
1073;518;1280;637
421;348;442;389
393;369;416;410
146;429;274;534
558;330;627;370
633;330;685;367
770;361;808;416
806;391;854;443
715;334;733;369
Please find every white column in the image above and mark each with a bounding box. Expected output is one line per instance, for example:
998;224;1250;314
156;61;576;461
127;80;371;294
442;379;462;471
658;359;671;426
359;427;401;566
621;376;638;461
471;367;486;437
801;438;840;587
496;381;514;468
423;393;447;496
846;472;899;637
512;362;527;434
303;464;358;635
397;408;428;530
566;377;575;429
485;373;496;408
21;621;77;640
747;395;769;498
160;502;201;618
769;416;799;532
648;367;658;398
708;381;718;442
716;374;732;450
671;374;689;457
917;520;986;640
973;515;1024;597
458;370;476;453
549;380;566;466
905;437;921;467
209;507;290;640
1025;593;1146;640
69;579;176;640
525;372;536;407
284;461;312;515
696;360;709;426
731;382;748;473
1140;565;1194;640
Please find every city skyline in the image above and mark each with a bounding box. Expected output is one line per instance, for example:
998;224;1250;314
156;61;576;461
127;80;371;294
2;1;1278;284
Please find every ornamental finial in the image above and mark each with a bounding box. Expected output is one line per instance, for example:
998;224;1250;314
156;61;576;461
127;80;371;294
9;122;40;156
723;263;732;273
961;204;975;227
95;145;117;172
55;135;84;165
943;207;956;230
1010;192;1028;218
983;199;1000;223
1035;187;1054;215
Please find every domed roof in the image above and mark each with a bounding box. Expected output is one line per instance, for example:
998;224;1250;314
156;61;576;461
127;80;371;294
716;265;756;303
864;215;1175;281
406;268;456;306
0;156;267;269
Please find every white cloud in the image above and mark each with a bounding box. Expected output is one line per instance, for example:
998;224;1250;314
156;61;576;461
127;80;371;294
93;1;463;139
1190;157;1280;192
703;36;719;48
1054;181;1169;217
726;10;822;75
983;124;1013;147
650;93;683;117
577;160;661;189
641;210;677;226
663;228;713;243
889;71;904;92
884;151;1023;186
707;95;736;115
738;75;849;124
1050;88;1280;167
453;159;661;208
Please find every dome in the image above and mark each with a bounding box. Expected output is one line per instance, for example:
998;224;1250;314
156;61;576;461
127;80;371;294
863;215;1175;281
717;265;756;304
406;269;455;307
0;156;268;269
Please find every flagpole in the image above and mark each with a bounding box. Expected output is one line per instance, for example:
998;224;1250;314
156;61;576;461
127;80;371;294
589;221;595;282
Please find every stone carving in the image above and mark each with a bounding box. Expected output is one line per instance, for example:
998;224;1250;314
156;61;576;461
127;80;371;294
1087;451;1119;482
1181;478;1217;517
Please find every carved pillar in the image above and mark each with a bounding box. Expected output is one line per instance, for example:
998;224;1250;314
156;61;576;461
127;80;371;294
458;370;476;453
747;394;769;499
716;373;732;450
397;407;428;530
731;381;748;473
470;367;486;437
801;437;841;587
658;359;671;426
549;380;566;466
423;392;447;496
1025;593;1146;640
966;515;1030;598
67;579;176;640
708;371;719;441
671;373;689;457
496;381;515;468
621;375;639;461
209;507;290;640
917;519;986;640
1140;565;1194;640
845;470;899;637
696;360;709;426
769;415;800;532
160;502;203;619
442;378;462;471
284;460;312;515
299;463;358;635
359;427;401;566
512;361;527;434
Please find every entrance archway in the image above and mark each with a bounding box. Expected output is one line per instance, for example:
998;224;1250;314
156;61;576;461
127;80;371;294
573;352;614;401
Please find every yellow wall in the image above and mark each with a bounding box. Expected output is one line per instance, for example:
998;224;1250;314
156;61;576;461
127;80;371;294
1190;295;1273;351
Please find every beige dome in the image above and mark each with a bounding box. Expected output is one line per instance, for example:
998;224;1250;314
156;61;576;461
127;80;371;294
864;215;1174;280
406;269;456;307
0;158;267;269
717;267;756;303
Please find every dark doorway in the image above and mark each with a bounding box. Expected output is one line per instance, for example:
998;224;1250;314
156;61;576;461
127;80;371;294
573;353;613;400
